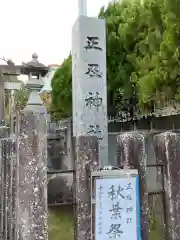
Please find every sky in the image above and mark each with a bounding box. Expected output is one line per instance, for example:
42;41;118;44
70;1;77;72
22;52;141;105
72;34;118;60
0;0;110;66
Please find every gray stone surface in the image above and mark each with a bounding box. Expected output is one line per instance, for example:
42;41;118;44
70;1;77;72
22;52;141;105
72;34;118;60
48;173;73;205
74;136;99;240
154;132;180;240
72;15;108;166
117;132;149;240
17;111;48;240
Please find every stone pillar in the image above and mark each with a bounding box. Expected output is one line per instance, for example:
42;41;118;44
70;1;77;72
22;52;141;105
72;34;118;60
72;15;108;166
0;72;5;239
74;136;99;240
18;111;47;240
0;72;5;123
78;0;87;16
0;75;16;240
154;132;180;240
2;82;24;240
17;54;48;240
117;132;149;240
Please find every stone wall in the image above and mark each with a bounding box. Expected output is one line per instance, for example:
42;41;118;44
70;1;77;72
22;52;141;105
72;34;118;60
47;119;73;205
47;120;73;171
47;115;180;204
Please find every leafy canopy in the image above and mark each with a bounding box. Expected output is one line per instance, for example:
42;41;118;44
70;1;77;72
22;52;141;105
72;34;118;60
51;0;180;119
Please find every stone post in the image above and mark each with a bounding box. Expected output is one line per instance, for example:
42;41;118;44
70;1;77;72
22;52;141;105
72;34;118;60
3;82;23;240
0;77;19;240
154;132;180;240
0;71;5;239
72;11;108;166
17;54;48;240
117;132;149;240
78;0;87;16
73;3;107;239
74;136;99;240
0;72;5;123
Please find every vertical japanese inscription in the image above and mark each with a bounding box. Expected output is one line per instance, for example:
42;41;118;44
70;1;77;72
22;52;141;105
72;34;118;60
97;185;103;235
84;36;104;140
107;184;124;238
95;178;139;240
84;36;103;78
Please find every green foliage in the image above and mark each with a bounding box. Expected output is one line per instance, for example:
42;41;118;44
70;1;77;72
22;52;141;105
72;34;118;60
51;55;72;118
14;85;29;110
48;206;73;240
51;0;180;119
4;84;29;121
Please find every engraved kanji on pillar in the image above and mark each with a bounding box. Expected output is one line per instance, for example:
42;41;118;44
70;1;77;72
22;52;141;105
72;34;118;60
72;16;108;166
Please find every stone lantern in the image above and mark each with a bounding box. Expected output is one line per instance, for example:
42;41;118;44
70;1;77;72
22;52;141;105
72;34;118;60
21;53;49;112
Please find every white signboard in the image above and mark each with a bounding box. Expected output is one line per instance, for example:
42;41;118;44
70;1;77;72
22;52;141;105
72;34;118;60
95;177;141;240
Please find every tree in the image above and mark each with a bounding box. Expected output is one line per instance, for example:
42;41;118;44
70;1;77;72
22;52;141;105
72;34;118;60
51;0;180;119
14;85;29;110
52;0;139;119
130;0;165;112
99;0;141;118
51;54;72;118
